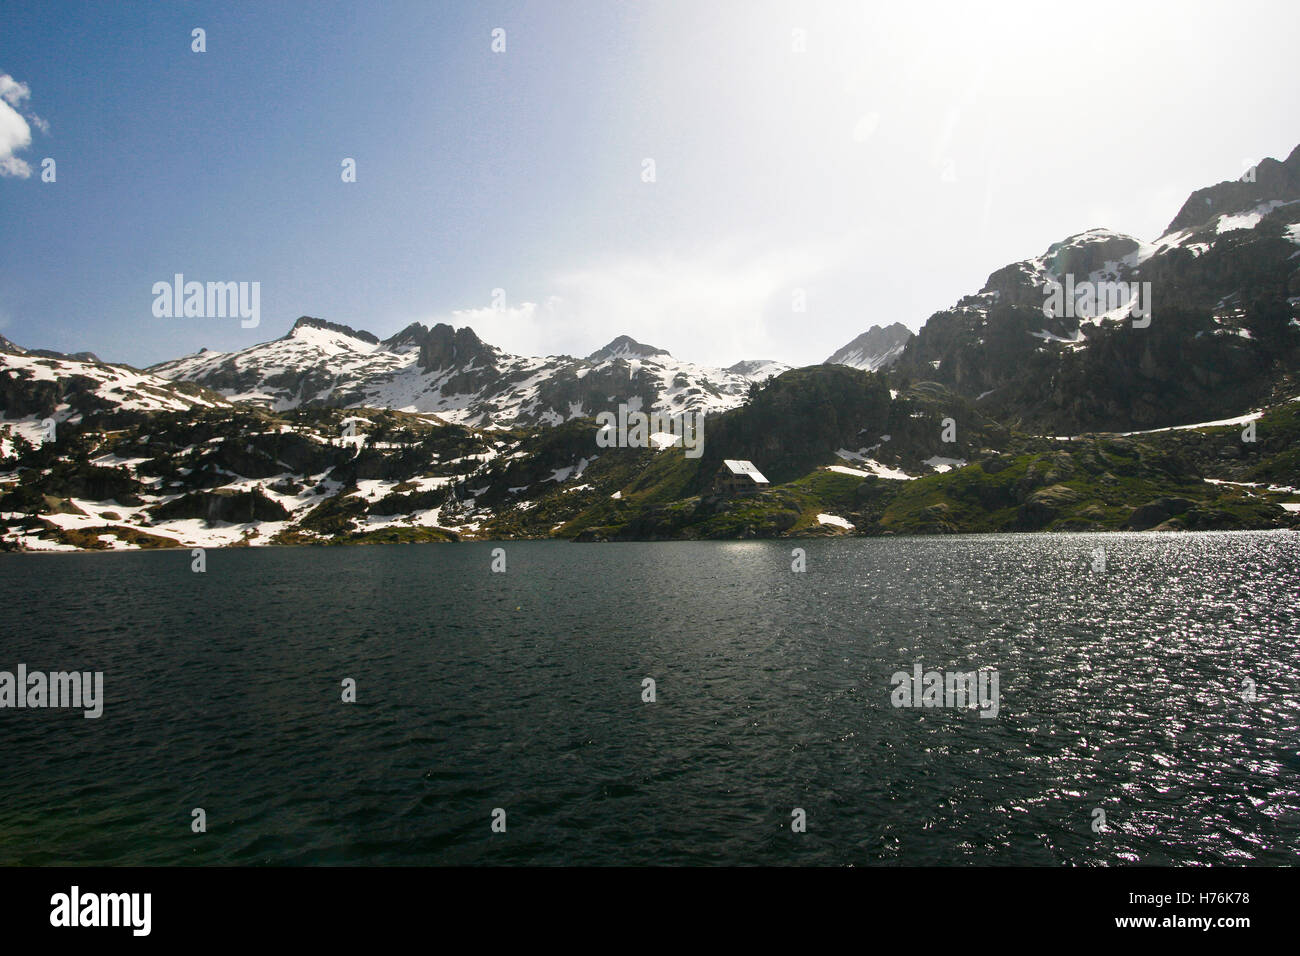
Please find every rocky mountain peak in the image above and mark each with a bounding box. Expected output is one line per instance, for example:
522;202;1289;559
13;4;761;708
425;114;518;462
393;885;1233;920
284;316;380;346
0;334;28;356
417;323;497;371
382;322;431;351
587;335;670;362
825;322;913;371
974;230;1142;310
1165;144;1300;235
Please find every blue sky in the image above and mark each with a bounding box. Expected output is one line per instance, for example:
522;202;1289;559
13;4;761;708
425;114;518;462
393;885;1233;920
2;0;1299;368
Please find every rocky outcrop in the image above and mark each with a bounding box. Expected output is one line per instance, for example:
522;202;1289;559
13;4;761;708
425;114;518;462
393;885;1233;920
1124;497;1195;531
414;323;498;372
150;488;290;525
1166;143;1300;234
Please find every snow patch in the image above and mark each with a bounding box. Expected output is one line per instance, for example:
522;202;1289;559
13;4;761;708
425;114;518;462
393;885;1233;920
817;513;855;530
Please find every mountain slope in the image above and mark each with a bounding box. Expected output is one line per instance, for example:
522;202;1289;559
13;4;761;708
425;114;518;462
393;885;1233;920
825;322;913;370
0;337;228;452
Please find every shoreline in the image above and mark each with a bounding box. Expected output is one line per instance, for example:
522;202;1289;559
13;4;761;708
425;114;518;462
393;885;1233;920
3;524;1296;555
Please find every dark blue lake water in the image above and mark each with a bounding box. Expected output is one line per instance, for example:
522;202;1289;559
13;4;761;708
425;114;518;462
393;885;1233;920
1;533;1298;865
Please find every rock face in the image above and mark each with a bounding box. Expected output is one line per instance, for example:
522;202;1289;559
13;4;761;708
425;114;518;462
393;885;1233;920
825;323;913;371
410;323;499;372
1124;497;1195;531
1018;484;1082;530
151;488;291;525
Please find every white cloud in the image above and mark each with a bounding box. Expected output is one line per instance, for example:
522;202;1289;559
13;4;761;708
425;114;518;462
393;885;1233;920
0;73;47;179
424;236;860;367
0;74;31;107
445;300;549;357
0;101;32;177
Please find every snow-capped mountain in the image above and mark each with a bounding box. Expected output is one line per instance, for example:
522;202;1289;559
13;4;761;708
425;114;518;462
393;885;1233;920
1165;144;1300;235
887;144;1300;433
0;335;227;455
724;359;788;378
586;334;670;362
825;322;913;370
148;317;790;427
